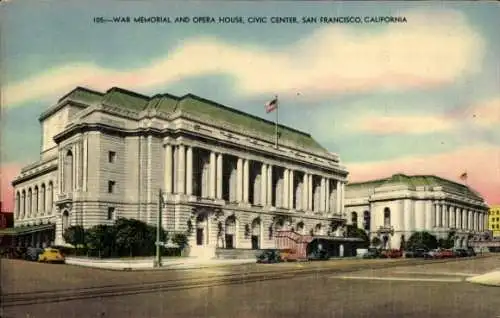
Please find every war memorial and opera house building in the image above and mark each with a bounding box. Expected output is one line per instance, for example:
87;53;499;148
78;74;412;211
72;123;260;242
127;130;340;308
344;174;489;249
11;87;349;257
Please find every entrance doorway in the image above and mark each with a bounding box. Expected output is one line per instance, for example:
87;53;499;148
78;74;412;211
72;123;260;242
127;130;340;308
196;228;204;246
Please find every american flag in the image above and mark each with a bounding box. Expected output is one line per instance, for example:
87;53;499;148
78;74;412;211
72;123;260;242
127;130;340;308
265;96;278;113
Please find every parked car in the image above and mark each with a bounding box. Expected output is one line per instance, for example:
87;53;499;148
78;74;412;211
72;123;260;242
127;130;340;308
453;248;468;257
381;249;403;258
465;247;476;257
424;249;443;259
38;248;65;263
404;248;428;258
308;249;329;261
362;248;384;259
441;249;455;258
256;249;282;264
26;247;44;261
279;248;298;262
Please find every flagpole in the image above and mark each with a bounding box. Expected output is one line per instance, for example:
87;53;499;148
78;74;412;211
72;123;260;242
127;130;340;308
275;96;279;149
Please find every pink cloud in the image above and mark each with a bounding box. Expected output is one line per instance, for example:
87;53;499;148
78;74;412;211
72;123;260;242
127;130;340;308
353;115;455;135
0;163;23;212
347;145;500;205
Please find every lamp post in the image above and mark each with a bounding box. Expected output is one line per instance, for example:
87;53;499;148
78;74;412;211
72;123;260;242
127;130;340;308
155;189;164;268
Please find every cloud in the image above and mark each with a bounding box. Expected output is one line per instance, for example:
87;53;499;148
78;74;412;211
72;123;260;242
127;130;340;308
4;9;484;108
463;97;500;127
347;144;500;205
353;115;455;135
0;163;22;212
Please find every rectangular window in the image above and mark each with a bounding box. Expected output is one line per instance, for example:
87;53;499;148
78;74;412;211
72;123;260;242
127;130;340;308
108;151;116;163
107;207;115;220
108;180;116;193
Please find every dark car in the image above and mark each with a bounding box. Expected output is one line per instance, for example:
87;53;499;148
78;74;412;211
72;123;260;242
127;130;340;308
405;248;428;258
363;248;383;259
453;248;468;257
256;249;282;264
465;247;476;257
308;249;329;261
26;247;44;261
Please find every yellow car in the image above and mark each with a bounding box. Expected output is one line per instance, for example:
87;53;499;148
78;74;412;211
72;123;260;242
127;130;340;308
38;248;65;263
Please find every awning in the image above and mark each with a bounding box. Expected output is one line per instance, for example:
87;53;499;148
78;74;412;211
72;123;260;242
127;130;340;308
0;223;55;236
312;235;364;242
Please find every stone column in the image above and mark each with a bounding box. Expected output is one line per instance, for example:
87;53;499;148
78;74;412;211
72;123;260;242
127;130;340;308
404;199;412;232
59;151;63;192
283;168;289;209
325;179;330;213
319;178;325;212
289;170;294;210
302;173;308;211
462;209;467;230
467;210;472;230
72;144;77;191
82;135;88;191
209;152;216;198
177;145;186;194
336;180;341;215
74;144;79;190
482;213;485;231
260;163;267;206
340;182;345;215
164;144;173;193
216;153;223;199
185;146;193;195
267;165;273;206
425;201;433;229
443;205;449;228
450;206;455;229
243;159;249;203
308;175;313;211
435;203;441;227
236;158;243;202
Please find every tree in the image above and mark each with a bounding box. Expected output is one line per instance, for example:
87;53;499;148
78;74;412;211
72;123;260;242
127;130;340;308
114;218;166;257
346;225;370;248
172;233;189;250
371;237;382;247
85;225;115;258
407;231;438;250
63;225;86;254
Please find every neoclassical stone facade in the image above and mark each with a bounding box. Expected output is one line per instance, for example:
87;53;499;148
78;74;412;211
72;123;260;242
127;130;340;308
344;174;489;249
12;87;348;255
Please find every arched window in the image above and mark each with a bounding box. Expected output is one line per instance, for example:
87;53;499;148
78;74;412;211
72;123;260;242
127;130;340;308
351;212;358;228
363;211;371;231
64;150;74;192
384;207;391;227
41;184;46;213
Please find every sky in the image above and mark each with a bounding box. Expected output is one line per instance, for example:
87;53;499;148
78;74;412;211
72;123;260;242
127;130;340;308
1;1;499;212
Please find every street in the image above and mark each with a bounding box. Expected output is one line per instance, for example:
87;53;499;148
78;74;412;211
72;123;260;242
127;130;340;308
2;256;500;318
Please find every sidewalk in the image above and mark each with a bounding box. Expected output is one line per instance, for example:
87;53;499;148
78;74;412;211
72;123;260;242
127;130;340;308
65;256;256;270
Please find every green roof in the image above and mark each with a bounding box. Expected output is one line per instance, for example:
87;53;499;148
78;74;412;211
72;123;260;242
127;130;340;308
58;87;327;153
347;173;483;200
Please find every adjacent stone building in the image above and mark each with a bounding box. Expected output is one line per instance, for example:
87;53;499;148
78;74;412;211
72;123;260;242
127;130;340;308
344;174;489;249
11;87;349;257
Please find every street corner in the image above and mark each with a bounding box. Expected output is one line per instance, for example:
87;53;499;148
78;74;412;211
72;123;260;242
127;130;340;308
466;270;500;287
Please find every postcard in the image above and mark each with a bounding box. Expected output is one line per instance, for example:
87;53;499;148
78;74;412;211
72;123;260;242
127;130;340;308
0;1;499;317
